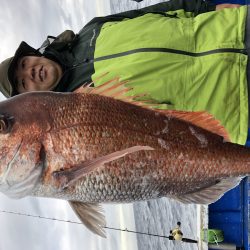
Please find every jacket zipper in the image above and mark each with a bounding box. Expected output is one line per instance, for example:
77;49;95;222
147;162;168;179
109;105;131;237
93;47;248;62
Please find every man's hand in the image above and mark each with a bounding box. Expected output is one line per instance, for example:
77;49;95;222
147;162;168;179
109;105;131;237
216;4;241;11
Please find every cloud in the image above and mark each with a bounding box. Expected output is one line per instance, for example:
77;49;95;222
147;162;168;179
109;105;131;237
0;196;138;249
0;0;111;61
95;0;111;16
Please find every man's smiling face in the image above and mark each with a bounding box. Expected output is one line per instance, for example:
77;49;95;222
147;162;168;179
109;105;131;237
14;56;63;93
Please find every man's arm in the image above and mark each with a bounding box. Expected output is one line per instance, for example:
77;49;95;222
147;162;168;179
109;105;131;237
137;0;215;15
87;0;216;27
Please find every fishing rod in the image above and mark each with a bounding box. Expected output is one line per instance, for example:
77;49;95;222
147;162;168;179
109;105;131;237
0;209;197;243
104;225;170;239
105;226;198;243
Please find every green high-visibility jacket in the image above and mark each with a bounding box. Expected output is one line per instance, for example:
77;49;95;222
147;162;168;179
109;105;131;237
46;1;248;144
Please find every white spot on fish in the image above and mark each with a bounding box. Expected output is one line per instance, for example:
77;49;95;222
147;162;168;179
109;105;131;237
141;176;151;187
189;126;208;148
158;138;169;150
58;106;65;111
178;153;184;160
162;120;169;134
154;120;169;136
154;131;161;136
102;132;111;138
184;159;195;165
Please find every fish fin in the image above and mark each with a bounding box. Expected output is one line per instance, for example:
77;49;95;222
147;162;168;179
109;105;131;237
75;75;146;102
69;201;106;238
53;146;154;189
74;72;110;94
155;110;231;142
171;177;242;205
74;85;94;94
76;77;230;141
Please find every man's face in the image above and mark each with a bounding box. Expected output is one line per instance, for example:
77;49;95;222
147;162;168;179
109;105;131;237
14;56;63;93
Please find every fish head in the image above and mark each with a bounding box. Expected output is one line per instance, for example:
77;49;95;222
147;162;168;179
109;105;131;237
0;92;52;198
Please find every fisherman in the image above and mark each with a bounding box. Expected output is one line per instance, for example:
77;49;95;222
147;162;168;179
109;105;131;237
0;0;247;145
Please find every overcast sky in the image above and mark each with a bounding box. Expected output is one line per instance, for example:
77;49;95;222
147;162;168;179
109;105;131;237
0;1;138;249
0;0;111;60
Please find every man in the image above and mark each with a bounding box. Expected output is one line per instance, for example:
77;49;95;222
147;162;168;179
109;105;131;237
0;0;247;145
13;54;62;93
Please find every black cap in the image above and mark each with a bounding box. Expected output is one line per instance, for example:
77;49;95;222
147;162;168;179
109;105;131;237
8;41;41;96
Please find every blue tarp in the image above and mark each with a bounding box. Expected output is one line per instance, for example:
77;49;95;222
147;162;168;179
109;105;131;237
209;2;248;249
208;178;248;249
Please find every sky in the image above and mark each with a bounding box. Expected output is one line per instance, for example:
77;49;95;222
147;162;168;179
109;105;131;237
0;0;111;60
0;1;139;249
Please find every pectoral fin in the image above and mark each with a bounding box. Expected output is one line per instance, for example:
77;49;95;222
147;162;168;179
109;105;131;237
69;201;106;238
53;146;153;189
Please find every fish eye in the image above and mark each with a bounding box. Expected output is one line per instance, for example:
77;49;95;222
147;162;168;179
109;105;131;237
0;116;14;134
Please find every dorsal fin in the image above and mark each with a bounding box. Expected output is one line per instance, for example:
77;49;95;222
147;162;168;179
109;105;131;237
155;110;231;142
74;76;144;102
74;77;231;142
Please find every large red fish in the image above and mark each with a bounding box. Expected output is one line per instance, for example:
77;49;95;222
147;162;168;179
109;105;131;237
0;79;248;237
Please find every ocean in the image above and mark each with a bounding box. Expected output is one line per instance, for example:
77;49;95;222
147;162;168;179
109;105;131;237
133;200;199;250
